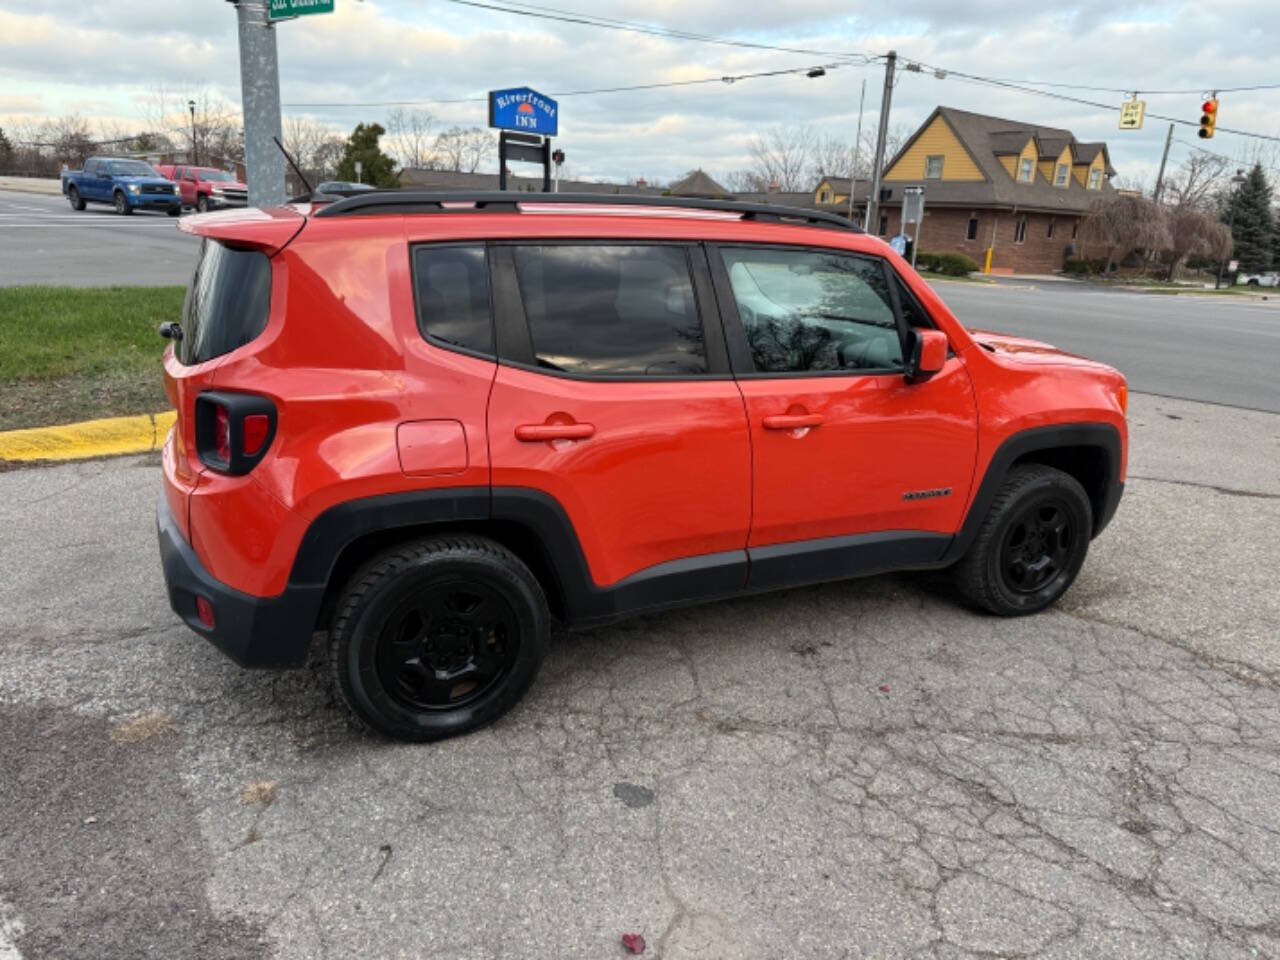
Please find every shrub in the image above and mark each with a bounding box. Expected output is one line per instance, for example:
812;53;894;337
915;251;980;276
1063;258;1114;276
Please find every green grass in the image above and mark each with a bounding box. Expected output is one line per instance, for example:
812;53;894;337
0;286;184;431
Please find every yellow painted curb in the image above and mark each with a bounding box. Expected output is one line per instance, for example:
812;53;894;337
0;410;176;462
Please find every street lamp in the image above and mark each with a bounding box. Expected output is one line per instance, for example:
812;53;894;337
1216;168;1247;289
188;99;197;166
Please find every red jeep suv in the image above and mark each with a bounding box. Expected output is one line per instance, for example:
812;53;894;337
157;193;1127;742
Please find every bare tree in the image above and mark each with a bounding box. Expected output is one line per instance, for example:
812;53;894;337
385;108;436;169
1081;193;1170;272
744;126;817;192
140;85;242;167
810;134;854;181
1164;207;1232;280
1163;151;1229;211
431;126;495;173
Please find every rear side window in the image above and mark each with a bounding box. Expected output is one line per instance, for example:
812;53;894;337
177;239;272;365
411;244;494;357
511;244;706;376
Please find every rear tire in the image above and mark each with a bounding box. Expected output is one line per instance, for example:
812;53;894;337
113;191;132;215
329;535;549;742
952;464;1092;616
67;186;85;211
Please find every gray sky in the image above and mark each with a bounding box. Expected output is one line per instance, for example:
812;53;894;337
1;0;1277;185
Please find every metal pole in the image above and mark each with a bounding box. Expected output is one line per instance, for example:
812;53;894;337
1153;123;1173;205
234;0;286;207
1216;173;1242;289
188;100;197;166
847;77;865;224
866;50;896;233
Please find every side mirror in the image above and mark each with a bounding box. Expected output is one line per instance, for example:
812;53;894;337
905;329;948;384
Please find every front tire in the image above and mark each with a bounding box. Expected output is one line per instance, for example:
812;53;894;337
329;536;549;742
113;191;132;215
67;185;85;211
196;195;210;214
952;464;1092;616
167;205;182;217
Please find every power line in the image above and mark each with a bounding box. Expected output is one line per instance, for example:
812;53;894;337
283;62;847;108
437;0;879;63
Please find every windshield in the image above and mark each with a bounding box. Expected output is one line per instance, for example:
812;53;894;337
107;160;160;177
198;169;237;182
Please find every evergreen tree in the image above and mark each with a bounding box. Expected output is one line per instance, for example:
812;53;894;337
336;123;398;187
1223;163;1274;273
0;126;13;171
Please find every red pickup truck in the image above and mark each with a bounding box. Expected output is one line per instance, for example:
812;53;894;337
155;164;248;212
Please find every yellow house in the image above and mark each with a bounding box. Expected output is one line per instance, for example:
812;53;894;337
815;106;1117;274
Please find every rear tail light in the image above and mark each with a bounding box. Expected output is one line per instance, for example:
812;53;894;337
195;392;277;474
195;595;216;629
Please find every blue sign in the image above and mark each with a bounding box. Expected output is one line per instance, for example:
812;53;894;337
489;87;559;137
889;234;909;255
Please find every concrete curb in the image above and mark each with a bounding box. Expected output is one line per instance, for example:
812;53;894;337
0;411;176;462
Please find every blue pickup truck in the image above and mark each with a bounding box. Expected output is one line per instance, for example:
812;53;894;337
61;157;182;216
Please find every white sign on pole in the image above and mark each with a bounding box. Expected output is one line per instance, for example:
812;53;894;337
354;160;363;183
1119;99;1146;130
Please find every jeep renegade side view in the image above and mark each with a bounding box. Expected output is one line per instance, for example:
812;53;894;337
157;193;1127;742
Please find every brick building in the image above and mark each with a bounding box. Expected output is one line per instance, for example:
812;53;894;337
813;106;1117;274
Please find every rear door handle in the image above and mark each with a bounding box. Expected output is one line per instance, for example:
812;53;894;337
762;413;824;430
515;422;596;442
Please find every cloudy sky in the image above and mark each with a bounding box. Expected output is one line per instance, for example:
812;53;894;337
1;0;1277;186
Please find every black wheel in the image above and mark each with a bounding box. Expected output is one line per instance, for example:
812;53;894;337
1247;279;1259;287
329;536;549;742
952;464;1092;615
113;191;132;215
167;205;181;217
196;195;210;213
67;186;85;211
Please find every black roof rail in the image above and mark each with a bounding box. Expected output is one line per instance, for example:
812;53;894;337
310;190;861;232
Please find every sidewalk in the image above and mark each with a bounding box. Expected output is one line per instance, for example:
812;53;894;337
0;177;62;196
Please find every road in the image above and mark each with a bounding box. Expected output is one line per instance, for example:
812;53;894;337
0;189;201;287
3;187;1278;412
2;392;1280;959
937;279;1280;413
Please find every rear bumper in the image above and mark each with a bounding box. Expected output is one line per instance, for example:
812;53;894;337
156;495;321;668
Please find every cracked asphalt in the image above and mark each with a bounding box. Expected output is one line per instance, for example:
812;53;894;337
2;392;1279;959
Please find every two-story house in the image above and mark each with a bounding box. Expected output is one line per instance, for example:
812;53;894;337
813;106;1116;274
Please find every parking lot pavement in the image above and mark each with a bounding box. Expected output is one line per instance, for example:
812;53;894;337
0;189;201;287
1;392;1279;959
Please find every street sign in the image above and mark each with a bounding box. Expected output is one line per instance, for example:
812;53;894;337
902;186;925;224
489;87;559;137
1119;98;1146;130
269;0;334;21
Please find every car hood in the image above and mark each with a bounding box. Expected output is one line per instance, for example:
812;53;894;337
206;181;248;191
968;329;1109;370
116;175;177;186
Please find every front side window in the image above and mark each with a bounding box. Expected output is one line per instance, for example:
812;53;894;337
512;244;705;376
412;244;493;357
1054;163;1069;186
719;247;904;374
966;216;979;241
1047;218;1056;239
925;155;944;179
1018;158;1034;182
1014;218;1028;244
1088;168;1102;189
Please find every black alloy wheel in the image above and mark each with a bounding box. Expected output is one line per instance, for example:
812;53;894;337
114;191;132;215
68;185;85;211
374;579;518;713
196;194;210;213
998;499;1073;594
330;535;549;742
952;464;1093;615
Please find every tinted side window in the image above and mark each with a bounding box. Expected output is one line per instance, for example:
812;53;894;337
178;240;272;365
412;244;493;357
719;247;904;374
512;245;706;376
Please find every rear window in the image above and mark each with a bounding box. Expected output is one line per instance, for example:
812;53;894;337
411;244;494;357
177;240;272;365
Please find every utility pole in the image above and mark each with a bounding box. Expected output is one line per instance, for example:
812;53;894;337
188;99;197;166
233;0;286;207
846;78;866;224
1152;123;1173;205
866;50;897;234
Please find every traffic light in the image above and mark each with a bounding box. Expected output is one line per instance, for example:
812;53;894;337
1199;98;1218;139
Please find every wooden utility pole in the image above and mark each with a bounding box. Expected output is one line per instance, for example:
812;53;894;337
866;50;897;232
1153;123;1174;205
